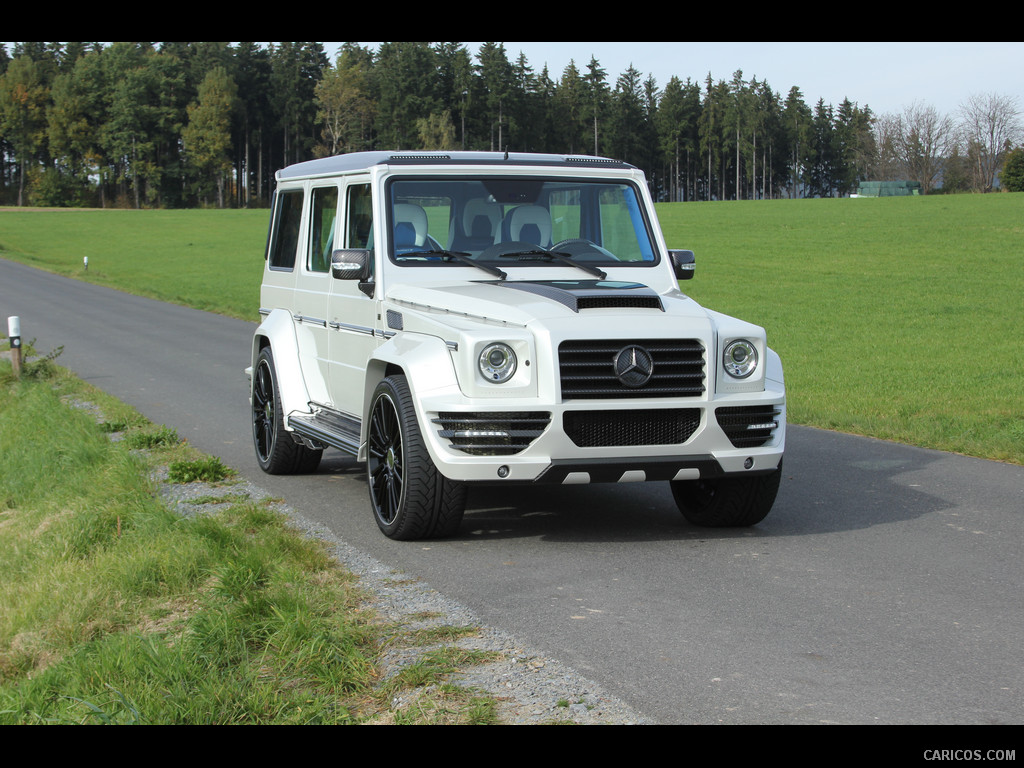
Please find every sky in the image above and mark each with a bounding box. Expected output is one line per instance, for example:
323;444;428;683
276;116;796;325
334;42;1023;120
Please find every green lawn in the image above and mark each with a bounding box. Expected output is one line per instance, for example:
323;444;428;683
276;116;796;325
0;208;267;321
2;195;1022;464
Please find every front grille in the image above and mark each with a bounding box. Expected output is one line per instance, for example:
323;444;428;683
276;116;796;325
558;339;705;400
433;412;551;455
563;409;701;447
716;406;780;448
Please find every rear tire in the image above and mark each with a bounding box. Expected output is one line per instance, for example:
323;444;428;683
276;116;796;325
671;462;782;527
367;375;466;540
252;347;322;474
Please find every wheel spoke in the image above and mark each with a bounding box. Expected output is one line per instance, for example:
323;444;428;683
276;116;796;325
252;361;275;461
369;392;402;525
364;377;465;539
251;349;322;476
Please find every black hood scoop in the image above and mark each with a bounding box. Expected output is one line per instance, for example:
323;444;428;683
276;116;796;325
491;280;664;313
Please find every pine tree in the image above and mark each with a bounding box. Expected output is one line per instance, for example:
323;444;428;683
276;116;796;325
554;61;587;154
584;57;608;156
476;42;513;151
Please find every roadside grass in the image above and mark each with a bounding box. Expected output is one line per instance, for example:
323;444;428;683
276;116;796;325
1;194;1021;464
657;193;1024;464
0;353;500;724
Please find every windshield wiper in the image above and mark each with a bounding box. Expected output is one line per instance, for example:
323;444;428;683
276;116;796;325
498;250;607;280
397;250;506;280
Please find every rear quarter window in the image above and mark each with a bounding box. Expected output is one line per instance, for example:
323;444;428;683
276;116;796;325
268;189;304;270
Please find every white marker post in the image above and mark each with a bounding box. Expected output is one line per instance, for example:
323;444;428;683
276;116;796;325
7;316;21;379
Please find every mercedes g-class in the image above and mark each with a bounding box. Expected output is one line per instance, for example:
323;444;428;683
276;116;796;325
250;151;785;539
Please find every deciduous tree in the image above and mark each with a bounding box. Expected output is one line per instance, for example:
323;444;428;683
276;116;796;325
958;92;1022;192
878;101;954;195
183;65;237;207
0;56;49;205
315;52;374;157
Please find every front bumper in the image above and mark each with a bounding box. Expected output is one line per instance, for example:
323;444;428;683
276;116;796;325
414;391;786;484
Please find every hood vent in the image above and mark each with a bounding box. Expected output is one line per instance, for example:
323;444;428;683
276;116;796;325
494;280;664;313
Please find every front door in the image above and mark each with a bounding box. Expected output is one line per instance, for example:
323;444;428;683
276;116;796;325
327;179;381;420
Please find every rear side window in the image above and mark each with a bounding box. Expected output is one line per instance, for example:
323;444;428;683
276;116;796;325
268;189;304;270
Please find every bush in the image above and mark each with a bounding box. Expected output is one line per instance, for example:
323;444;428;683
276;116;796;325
1000;147;1024;192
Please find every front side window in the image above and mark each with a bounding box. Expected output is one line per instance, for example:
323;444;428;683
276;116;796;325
346;183;374;250
387;178;656;269
308;187;338;273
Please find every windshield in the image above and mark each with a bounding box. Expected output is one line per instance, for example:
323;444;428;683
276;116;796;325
387;178;657;273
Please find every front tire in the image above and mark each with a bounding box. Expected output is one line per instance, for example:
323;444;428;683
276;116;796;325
367;376;466;540
252;347;322;474
671;462;782;527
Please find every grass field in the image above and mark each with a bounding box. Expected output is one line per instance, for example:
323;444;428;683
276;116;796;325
0;208;267;321
1;194;1022;464
656;194;1023;464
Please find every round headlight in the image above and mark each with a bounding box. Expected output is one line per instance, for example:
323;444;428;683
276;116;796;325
479;343;517;383
723;339;758;379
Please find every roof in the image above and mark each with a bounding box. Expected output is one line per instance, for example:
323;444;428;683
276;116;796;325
276;151;635;180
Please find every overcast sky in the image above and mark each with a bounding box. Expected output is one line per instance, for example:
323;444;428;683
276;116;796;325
336;42;1023;119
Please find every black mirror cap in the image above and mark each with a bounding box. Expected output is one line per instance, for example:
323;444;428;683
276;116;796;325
331;249;372;281
669;249;695;280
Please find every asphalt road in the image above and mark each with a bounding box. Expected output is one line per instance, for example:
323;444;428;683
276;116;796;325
2;256;1022;725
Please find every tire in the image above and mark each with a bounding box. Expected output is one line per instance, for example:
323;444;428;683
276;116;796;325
367;375;466;540
671;461;782;527
252;346;322;474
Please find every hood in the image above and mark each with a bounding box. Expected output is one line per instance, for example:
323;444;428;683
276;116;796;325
386;279;710;327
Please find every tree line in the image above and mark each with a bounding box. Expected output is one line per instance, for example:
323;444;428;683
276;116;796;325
1;42;1020;208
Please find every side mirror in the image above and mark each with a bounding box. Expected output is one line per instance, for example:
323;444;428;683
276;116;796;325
669;249;695;280
331;249;372;281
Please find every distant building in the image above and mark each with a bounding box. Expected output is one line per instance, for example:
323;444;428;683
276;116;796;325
853;181;922;197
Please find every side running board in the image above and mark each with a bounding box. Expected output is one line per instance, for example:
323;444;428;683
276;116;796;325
288;409;361;456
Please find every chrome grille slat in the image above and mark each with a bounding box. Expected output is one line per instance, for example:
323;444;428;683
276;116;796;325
559;339;706;400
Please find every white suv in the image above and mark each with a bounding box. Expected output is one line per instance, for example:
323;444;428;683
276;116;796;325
250;151;785;539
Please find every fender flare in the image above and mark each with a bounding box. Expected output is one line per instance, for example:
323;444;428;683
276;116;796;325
359;333;462;458
766;346;784;388
251;309;311;427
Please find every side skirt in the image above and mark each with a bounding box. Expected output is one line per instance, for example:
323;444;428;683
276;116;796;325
288;408;361;456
